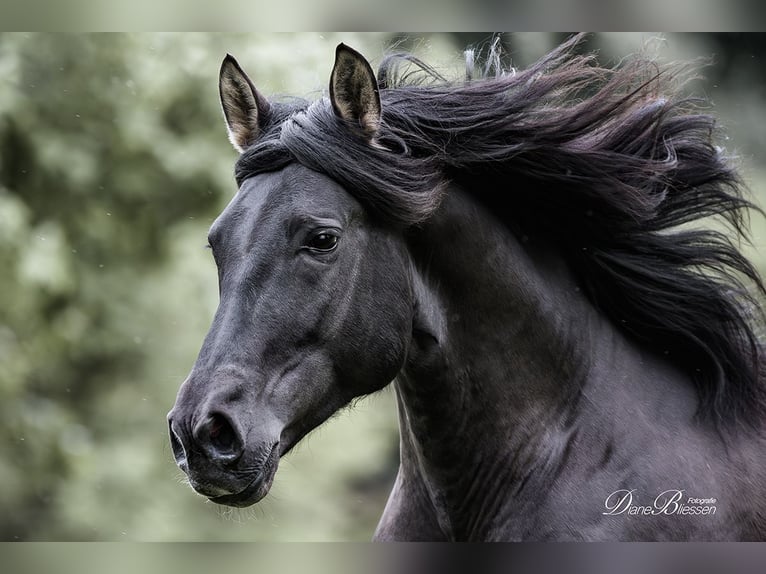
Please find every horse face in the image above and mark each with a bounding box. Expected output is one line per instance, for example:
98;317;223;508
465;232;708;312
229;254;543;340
168;163;413;506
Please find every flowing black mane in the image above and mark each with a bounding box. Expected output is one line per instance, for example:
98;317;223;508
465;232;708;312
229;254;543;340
235;34;766;430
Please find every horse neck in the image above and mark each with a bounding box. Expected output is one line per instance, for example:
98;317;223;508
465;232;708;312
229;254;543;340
400;186;602;447
394;186;699;538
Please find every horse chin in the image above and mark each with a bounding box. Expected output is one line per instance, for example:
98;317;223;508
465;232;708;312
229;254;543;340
208;445;280;508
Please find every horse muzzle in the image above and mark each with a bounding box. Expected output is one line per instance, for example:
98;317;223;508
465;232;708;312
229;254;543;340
167;407;281;507
207;442;280;507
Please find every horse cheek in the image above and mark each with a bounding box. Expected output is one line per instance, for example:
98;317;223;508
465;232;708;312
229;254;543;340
340;315;408;395
343;280;411;393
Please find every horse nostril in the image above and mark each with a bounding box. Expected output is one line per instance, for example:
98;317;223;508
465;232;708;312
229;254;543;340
208;413;236;452
196;412;242;461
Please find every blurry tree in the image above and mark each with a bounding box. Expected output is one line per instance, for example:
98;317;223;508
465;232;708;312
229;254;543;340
0;33;226;539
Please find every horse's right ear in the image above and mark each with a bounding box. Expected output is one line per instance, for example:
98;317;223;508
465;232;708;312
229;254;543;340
219;54;270;153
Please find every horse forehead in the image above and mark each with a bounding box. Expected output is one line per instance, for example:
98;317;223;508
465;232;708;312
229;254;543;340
238;164;356;215
210;166;334;240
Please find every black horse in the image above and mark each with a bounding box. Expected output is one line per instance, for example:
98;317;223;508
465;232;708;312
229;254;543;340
168;35;766;540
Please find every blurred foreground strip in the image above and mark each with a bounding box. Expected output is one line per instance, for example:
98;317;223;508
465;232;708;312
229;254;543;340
3;543;766;574
0;0;763;31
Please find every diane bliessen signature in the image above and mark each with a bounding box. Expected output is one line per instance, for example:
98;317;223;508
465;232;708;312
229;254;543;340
602;489;717;516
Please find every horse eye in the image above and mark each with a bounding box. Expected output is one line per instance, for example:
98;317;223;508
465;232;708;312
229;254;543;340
306;231;340;252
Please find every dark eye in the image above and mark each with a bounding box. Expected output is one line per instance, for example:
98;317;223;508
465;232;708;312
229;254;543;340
305;230;340;252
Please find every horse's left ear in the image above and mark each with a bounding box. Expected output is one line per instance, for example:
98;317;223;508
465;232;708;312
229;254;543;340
330;43;381;141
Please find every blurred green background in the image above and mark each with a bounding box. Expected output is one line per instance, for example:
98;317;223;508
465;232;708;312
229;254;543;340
0;33;764;541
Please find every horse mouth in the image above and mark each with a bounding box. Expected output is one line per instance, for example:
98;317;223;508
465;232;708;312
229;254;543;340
209;443;280;507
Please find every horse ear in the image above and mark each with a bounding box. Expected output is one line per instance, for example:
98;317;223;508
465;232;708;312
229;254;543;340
219;54;270;153
329;43;381;141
